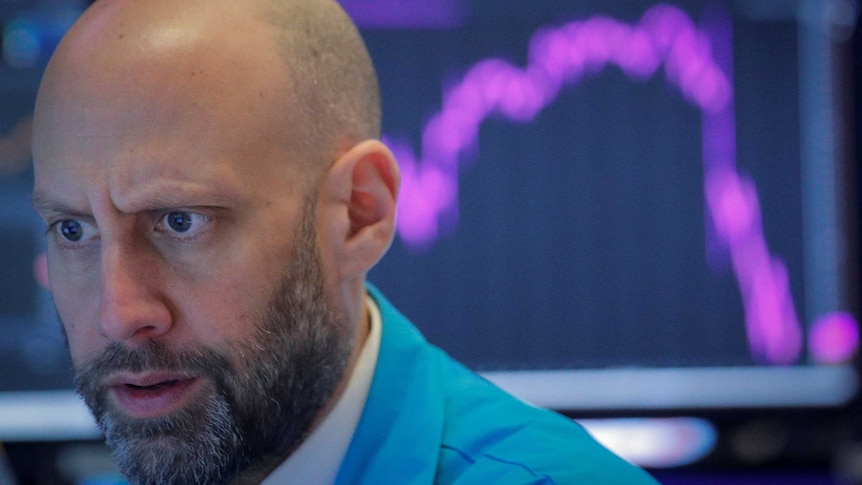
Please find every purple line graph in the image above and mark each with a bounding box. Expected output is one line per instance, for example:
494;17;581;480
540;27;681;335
384;4;859;365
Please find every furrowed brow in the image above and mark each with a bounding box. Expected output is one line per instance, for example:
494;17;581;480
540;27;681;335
31;191;86;218
112;182;241;214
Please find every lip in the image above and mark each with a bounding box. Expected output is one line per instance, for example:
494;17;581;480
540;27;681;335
106;372;203;419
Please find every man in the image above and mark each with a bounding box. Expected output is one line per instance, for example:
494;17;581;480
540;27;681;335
31;0;659;483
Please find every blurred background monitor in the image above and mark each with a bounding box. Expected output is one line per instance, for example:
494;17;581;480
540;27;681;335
365;0;860;411
0;0;859;477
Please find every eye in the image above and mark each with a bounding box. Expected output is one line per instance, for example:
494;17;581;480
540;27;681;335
166;212;193;233
156;211;211;237
53;219;97;243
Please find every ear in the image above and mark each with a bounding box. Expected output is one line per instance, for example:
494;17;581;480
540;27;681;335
319;139;400;281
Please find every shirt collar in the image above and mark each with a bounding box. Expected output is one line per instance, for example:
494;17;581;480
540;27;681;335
261;293;383;485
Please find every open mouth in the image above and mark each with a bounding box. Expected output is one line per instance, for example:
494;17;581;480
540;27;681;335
109;376;201;418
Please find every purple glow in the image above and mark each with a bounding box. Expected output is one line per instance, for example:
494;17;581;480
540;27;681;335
387;4;855;364
810;313;859;364
394;5;731;246
340;0;467;29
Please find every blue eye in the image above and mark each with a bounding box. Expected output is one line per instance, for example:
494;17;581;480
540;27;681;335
166;212;193;233
59;220;83;242
157;211;210;238
52;219;96;244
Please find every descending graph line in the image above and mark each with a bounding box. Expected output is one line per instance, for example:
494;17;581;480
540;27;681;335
386;4;806;364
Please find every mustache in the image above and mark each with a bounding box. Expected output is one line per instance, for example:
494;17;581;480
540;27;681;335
74;341;233;395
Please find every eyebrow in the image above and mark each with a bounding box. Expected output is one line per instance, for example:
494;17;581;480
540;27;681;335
31;191;79;215
112;181;242;214
32;182;241;218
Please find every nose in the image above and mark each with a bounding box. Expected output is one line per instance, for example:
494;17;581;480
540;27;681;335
97;241;173;343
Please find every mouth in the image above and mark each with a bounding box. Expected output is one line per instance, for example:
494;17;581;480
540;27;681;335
125;380;178;391
107;373;203;419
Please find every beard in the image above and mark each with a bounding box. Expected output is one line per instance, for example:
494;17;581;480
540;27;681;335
72;201;354;485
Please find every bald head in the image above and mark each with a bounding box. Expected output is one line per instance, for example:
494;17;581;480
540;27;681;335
263;0;382;153
34;0;380;178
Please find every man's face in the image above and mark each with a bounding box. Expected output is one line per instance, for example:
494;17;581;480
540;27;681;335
31;5;353;482
74;202;353;484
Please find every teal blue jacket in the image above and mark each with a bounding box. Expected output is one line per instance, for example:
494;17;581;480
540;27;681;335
335;287;660;484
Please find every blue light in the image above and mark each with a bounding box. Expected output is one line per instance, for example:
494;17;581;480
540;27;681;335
2;8;82;69
3;19;41;68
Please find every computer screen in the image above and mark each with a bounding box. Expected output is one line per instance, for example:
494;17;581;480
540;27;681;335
0;0;857;448
360;0;859;410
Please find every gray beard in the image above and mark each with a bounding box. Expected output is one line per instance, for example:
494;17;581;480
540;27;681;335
72;205;354;485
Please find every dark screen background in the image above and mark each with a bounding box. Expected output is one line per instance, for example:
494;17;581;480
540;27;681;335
0;0;848;399
367;0;808;371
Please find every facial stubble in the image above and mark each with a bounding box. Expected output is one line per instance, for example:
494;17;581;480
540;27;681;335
72;202;355;485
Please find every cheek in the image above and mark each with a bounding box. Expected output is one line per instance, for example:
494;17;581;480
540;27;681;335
178;194;308;327
63;321;100;367
171;263;273;344
55;297;103;367
47;254;104;363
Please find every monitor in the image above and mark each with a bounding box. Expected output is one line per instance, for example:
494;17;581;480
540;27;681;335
0;0;858;471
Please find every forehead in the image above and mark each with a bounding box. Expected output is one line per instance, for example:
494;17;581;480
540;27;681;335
32;1;300;207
